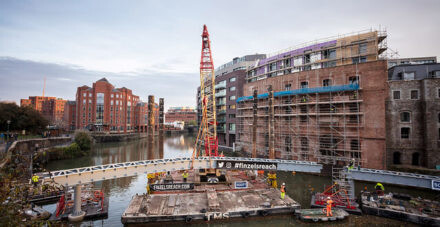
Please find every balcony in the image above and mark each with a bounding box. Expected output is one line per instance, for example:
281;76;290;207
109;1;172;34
217;110;226;115
215;90;226;97
217;127;225;133
215;81;227;89
217;118;226;124
216;101;226;106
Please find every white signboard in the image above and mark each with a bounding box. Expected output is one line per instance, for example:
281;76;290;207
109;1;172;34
432;180;440;190
234;181;248;189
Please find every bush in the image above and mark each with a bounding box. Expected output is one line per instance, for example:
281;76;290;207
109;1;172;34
74;131;92;151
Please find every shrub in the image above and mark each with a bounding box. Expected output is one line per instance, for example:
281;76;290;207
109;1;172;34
74;131;92;151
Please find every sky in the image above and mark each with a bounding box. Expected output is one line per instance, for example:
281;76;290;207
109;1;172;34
0;0;439;110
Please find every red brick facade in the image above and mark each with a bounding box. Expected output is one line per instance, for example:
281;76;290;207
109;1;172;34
20;96;67;124
165;107;196;124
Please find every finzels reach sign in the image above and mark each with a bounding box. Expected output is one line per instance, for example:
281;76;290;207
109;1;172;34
216;160;277;170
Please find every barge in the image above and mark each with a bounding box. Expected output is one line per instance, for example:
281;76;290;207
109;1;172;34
122;188;300;224
360;191;440;226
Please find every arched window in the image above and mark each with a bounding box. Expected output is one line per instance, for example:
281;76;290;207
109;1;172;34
393;152;401;164
412;152;420;166
400;112;411;122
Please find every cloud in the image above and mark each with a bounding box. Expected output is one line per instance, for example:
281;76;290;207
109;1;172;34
0;57;199;110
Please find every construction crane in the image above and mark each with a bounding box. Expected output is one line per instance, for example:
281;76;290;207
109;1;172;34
193;25;218;160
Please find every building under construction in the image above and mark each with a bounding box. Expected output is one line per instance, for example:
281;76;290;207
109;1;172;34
236;30;388;170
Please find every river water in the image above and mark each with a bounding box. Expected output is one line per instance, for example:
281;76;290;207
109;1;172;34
44;133;435;226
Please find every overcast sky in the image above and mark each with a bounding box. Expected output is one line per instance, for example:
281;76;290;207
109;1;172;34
1;0;439;110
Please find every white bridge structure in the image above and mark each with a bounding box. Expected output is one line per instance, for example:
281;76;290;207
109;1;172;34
39;156;323;187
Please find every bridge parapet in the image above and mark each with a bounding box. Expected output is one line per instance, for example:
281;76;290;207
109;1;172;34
40;157;323;187
347;168;440;190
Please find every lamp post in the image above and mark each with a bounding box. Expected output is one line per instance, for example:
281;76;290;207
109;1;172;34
6;120;11;142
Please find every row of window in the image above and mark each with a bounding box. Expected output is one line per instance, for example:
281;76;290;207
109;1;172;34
283;77;359;91
392;90;419;100
400;127;440;140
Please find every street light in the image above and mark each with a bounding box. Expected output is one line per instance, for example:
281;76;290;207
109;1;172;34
6;120;11;142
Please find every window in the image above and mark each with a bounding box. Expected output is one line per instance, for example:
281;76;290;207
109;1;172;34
111;100;113;105
300;81;308;89
83;93;86;97
352;57;366;64
229;96;236;101
285;84;291;91
301;137;308;151
393;152;401;164
351;140;360;151
410;90;419;100
89;93;92;97
269;62;277;71
229;105;236;110
412;152;420;166
323;79;331;87
359;43;367;54
400;112;411;122
393;90;400;100
229;114;235;119
349;76;359;84
404;72;415;80
285;137;292;153
229;86;236;91
228;123;235;131
401;127;410;139
229;77;236;82
111;94;114;98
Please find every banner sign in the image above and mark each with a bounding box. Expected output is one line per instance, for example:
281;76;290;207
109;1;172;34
432;180;440;191
150;183;194;191
234;181;249;189
217;160;277;170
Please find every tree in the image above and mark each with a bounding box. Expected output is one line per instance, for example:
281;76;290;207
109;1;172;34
0;103;49;133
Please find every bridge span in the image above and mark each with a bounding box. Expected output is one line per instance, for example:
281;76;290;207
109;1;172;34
39;156;323;187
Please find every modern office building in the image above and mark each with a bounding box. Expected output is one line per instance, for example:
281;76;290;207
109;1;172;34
20;96;67;124
386;63;440;169
387;56;437;68
197;54;266;147
236;30;388;170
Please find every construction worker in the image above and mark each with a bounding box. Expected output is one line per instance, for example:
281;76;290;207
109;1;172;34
182;170;189;182
348;158;355;171
280;183;286;199
267;171;277;188
326;197;333;217
375;182;385;196
31;174;39;187
164;171;173;184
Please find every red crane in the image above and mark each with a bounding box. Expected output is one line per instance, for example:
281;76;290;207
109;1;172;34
193;25;218;159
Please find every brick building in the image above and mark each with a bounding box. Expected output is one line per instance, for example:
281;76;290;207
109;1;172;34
63;101;76;131
197;54;266;147
20;96;67;124
235;30;388;169
74;78;157;133
386;63;440;169
165;107;196;124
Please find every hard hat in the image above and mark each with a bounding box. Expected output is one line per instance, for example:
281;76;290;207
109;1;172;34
282;183;285;186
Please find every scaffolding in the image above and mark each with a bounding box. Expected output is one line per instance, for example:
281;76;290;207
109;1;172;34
236;69;364;167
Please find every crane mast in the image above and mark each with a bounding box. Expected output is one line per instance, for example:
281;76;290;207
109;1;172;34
196;25;218;157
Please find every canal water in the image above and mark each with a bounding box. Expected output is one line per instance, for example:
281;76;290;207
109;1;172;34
44;133;434;226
